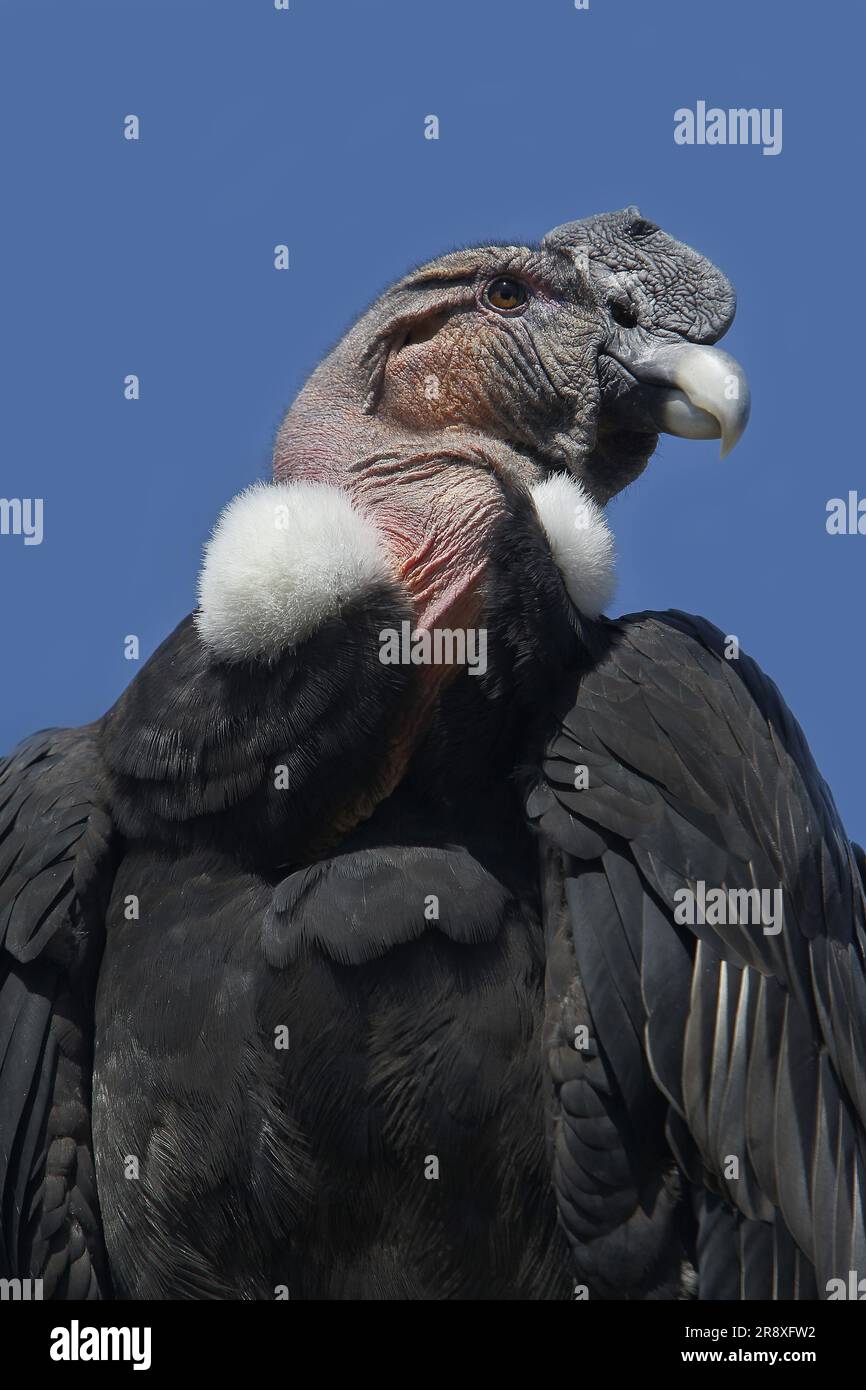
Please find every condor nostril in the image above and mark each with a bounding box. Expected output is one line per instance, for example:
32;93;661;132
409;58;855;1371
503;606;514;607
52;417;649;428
609;298;639;329
628;216;659;239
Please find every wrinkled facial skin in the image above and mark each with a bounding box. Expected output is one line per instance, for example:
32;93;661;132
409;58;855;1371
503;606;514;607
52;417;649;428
376;246;606;477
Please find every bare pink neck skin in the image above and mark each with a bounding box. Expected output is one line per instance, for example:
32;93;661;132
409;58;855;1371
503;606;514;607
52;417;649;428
271;397;545;834
273;400;529;632
350;455;503;629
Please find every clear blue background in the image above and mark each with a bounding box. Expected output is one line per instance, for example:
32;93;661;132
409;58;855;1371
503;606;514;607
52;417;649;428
1;0;863;838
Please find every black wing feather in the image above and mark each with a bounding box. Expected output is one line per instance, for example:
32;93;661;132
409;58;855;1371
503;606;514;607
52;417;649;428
532;610;866;1298
0;728;115;1297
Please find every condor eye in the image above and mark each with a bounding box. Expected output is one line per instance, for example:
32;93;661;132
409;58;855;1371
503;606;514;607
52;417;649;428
483;277;527;313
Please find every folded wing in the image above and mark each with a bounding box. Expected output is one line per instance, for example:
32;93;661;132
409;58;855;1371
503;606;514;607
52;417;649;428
0;727;116;1297
530;611;866;1299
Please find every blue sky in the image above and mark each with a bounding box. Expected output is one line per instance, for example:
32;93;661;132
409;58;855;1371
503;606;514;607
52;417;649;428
1;0;863;839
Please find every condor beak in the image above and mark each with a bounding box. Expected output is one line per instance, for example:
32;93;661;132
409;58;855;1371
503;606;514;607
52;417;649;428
606;339;751;459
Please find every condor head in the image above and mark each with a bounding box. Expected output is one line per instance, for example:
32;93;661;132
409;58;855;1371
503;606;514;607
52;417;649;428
275;206;749;512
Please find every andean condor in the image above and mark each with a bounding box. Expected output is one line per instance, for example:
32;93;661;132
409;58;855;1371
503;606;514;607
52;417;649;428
1;208;864;1301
